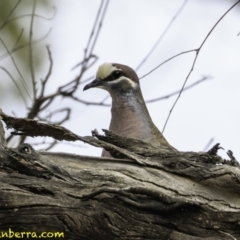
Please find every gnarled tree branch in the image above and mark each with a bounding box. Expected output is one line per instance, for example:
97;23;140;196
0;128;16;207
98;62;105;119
0;111;239;239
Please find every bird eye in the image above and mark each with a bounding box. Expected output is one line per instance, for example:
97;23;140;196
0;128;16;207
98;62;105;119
112;71;122;79
19;145;31;154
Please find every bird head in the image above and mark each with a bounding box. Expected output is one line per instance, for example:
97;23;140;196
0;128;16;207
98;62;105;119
83;63;140;94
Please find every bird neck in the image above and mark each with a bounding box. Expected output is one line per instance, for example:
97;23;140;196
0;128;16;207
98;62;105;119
109;89;158;142
111;89;149;115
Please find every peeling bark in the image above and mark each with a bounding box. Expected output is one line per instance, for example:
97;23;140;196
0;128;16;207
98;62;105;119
0;111;239;240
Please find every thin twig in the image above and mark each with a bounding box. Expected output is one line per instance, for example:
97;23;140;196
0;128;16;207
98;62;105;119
71;0;105;79
71;95;110;107
88;0;109;57
0;67;27;105
39;108;71;125
0;0;21;31
0;37;31;103
203;138;214;152
29;0;37;100
0;28;52;61
40;46;53;96
20;2;105;145
4;6;57;24
162;0;240;133
146;76;211;103
135;0;188;71
84;0;104;62
99;94;111;104
12;29;31;100
79;76;94;85
72;55;98;71
44;139;58;151
61;0;109;95
39;98;54;112
140;49;197;80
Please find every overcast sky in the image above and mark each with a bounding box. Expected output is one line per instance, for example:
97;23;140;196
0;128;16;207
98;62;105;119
2;0;240;160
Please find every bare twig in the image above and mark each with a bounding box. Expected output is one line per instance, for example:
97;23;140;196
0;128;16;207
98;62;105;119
78;76;95;85
0;67;27;105
84;0;105;61
203;138;215;152
56;0;110;112
140;49;197;80
0;28;52;61
0;37;31;103
1;0;109;132
44;139;58;151
87;0;109;58
161;1;240;133
71;96;110;107
39;108;71;125
17;1;110;149
4;6;57;25
71;56;98;71
99;95;111;104
0;0;21;31
146;76;212;103
135;0;188;71
39;98;54;112
29;0;37;100
40;46;53;96
0;2;56;148
71;0;109;88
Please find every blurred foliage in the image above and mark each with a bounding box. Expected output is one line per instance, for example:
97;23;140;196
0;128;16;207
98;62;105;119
0;0;51;102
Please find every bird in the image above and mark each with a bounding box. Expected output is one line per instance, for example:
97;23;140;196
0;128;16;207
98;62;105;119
83;63;177;157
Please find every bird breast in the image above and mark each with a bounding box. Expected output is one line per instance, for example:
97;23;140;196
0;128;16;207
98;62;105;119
109;96;156;143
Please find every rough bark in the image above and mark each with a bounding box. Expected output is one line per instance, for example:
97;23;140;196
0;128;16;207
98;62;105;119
0;111;239;240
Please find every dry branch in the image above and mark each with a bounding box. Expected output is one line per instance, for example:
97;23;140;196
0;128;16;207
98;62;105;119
0;111;240;239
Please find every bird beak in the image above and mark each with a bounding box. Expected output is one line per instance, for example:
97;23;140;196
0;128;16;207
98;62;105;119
83;79;102;91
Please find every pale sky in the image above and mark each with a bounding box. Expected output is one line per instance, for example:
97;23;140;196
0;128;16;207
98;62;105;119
2;0;240;160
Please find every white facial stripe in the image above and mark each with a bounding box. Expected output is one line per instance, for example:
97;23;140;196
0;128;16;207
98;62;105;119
108;76;137;88
96;63;119;80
